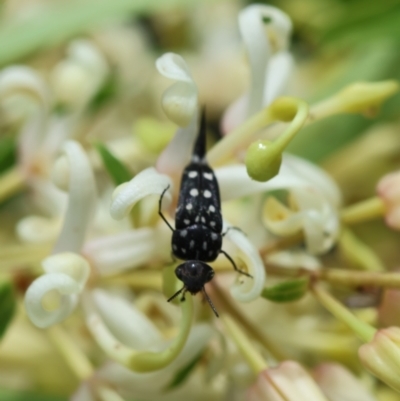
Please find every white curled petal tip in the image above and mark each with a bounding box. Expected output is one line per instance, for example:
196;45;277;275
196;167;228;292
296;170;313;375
24;273;79;328
156;52;198;127
225;226;266;302
156;52;193;82
266;250;321;270
52;140;97;254
264;51;294;105
0;65;51;109
42;252;90;292
239;5;292;52
110;167;172;220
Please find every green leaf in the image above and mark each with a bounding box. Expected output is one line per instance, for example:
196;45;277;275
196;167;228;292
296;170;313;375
0;280;16;338
0;388;67;401
167;352;203;389
0;0;212;66
261;278;309;303
95;142;132;186
0;137;17;174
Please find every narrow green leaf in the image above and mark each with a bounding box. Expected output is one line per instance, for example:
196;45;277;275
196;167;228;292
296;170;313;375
0;280;16;338
261;278;309;303
167;352;203;389
0;137;17;174
0;0;212;66
95;142;132;186
0;388;67;401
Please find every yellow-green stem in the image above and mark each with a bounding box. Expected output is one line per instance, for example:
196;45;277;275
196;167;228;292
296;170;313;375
338;228;385;271
207;107;274;166
311;283;376;343
221;314;267;374
96;384;126;401
318;269;400;288
103;270;162;291
341;197;386;225
0;168;25;204
211;281;287;361
47;325;93;381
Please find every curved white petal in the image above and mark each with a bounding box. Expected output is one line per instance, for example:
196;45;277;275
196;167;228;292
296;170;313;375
0;65;50;109
156;52;198;127
91;289;162;350
264;51;294;105
156;112;198;176
266;250;321;270
225;224;266;302
42;252;90;292
16;215;61;244
239;4;292;115
110;167;172;220
156;52;194;83
217;154;341;206
24;273;79;328
53;140;97;254
83;228;169;276
51;39;109;109
96;324;214;396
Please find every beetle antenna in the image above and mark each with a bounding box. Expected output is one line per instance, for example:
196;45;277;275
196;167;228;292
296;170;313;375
202;287;219;318
167;287;185;302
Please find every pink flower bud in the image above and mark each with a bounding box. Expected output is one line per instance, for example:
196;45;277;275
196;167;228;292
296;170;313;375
377;171;400;229
359;327;400;392
246;361;328;401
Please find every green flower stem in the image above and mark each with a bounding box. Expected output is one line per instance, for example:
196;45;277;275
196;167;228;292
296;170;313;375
208;106;275;167
103;270;162;291
47;325;93;381
0;244;50;272
211;281;288;361
84;293;193;372
317;269;400;289
341;196;386;225
337;228;385;271
311;283;376;343
221;314;267;375
0;168;25;204
96;384;126;401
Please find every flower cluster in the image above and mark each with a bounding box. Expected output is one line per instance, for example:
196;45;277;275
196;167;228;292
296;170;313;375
1;1;400;401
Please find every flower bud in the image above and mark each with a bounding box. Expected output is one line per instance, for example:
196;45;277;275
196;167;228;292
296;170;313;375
377;170;400;229
359;327;400;392
247;361;329;401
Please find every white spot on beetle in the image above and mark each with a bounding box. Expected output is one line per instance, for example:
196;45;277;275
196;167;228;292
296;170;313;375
190;240;195;248
188;171;198;178
203;190;212;198
210;221;216;227
190;188;199;197
172;245;177;251
195;216;199;222
182;248;187;254
201;216;206;223
203;172;213;180
211;233;218;240
209;205;216;212
180;230;188;237
184;219;190;225
202;242;207;250
208;250;213;257
186;203;193;210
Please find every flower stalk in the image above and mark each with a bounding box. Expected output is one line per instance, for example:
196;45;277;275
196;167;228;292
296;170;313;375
47;325;93;381
340;196;386;225
311;283;376;343
221;314;267;374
